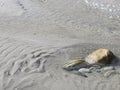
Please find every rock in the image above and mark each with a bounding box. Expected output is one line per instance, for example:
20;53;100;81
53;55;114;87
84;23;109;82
91;64;102;69
63;59;88;71
89;66;102;73
78;68;91;73
89;67;96;71
104;70;115;78
85;49;115;65
102;66;115;71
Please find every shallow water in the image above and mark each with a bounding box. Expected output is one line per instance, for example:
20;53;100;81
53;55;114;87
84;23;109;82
84;0;120;17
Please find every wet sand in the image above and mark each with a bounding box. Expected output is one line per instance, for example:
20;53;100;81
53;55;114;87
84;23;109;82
0;0;120;90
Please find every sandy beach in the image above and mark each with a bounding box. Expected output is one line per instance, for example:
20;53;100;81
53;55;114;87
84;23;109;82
0;0;120;90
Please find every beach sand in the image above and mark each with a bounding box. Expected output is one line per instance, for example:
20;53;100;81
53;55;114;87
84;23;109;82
0;0;120;90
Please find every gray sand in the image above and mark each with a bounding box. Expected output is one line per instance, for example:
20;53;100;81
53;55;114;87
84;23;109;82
0;0;120;90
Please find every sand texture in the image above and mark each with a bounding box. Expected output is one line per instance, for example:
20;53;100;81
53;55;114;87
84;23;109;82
0;0;120;90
